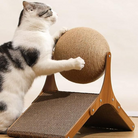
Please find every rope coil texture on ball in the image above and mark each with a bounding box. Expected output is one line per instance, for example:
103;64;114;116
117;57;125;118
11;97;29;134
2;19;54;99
54;27;110;84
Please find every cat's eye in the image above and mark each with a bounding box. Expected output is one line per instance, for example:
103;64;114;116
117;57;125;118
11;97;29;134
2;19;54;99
39;8;52;17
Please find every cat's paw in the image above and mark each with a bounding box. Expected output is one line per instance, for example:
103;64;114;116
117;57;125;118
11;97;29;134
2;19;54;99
54;27;68;44
59;27;68;37
73;57;85;70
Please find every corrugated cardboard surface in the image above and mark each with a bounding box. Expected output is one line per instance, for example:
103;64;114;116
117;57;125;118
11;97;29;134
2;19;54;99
8;91;98;138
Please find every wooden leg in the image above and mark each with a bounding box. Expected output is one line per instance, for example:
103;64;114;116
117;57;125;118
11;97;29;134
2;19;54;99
41;74;58;94
88;52;135;131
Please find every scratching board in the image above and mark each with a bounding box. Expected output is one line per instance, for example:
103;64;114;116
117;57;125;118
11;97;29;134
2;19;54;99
7;52;135;138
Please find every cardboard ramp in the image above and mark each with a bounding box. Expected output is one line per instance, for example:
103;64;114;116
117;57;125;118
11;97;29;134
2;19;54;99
7;53;135;138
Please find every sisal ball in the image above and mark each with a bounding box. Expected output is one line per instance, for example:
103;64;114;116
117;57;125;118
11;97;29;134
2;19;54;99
54;27;110;84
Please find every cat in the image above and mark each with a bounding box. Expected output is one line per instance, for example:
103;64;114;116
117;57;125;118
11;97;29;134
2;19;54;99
0;1;85;133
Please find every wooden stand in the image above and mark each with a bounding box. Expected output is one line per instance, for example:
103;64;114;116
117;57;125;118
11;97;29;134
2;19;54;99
7;52;135;138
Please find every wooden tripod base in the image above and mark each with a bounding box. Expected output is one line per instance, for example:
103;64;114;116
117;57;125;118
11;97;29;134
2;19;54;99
7;52;135;138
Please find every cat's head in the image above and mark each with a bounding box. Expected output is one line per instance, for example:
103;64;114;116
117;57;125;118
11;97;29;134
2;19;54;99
18;1;58;27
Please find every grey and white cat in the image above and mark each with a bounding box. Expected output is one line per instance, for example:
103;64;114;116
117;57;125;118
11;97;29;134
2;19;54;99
0;1;85;133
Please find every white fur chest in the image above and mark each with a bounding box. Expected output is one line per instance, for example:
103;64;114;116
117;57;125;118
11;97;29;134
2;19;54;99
13;29;54;49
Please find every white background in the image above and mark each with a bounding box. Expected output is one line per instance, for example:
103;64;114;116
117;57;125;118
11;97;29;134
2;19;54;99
0;0;138;114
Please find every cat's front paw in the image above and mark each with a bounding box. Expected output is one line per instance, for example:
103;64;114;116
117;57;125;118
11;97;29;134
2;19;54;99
54;27;68;44
59;27;68;37
73;57;85;70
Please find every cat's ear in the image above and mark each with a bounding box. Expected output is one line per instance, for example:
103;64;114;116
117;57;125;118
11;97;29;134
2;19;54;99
23;1;35;12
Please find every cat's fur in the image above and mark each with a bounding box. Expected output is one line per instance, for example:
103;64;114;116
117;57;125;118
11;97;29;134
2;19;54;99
0;1;85;133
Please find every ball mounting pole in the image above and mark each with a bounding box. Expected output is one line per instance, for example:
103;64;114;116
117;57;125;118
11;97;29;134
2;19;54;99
7;52;135;138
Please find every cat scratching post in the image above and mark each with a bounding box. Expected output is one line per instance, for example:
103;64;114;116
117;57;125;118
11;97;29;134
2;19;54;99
7;52;135;138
